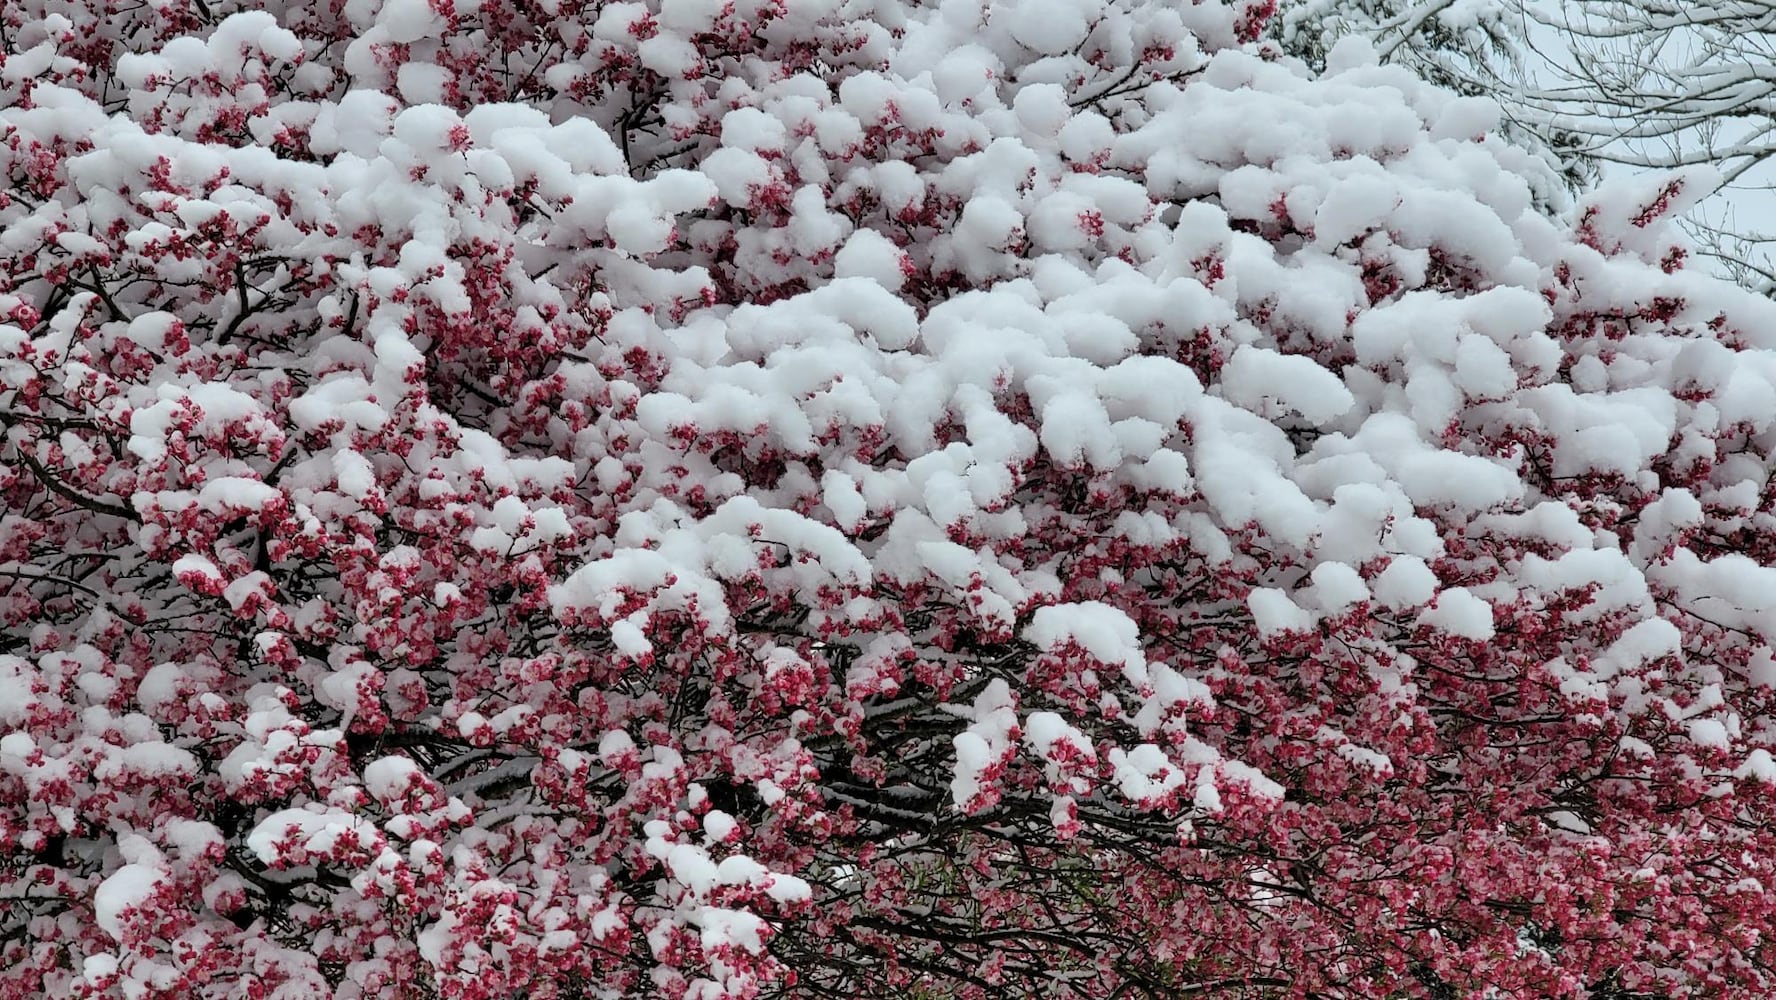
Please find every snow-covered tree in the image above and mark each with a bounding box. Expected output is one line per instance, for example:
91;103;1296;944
1514;0;1776;292
1276;0;1776;292
1270;0;1585;204
5;1;1776;998
1274;0;1519;101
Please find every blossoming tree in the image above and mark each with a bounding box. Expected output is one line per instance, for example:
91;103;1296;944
5;0;1776;997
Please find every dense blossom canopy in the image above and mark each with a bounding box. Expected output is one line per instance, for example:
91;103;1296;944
6;0;1776;998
